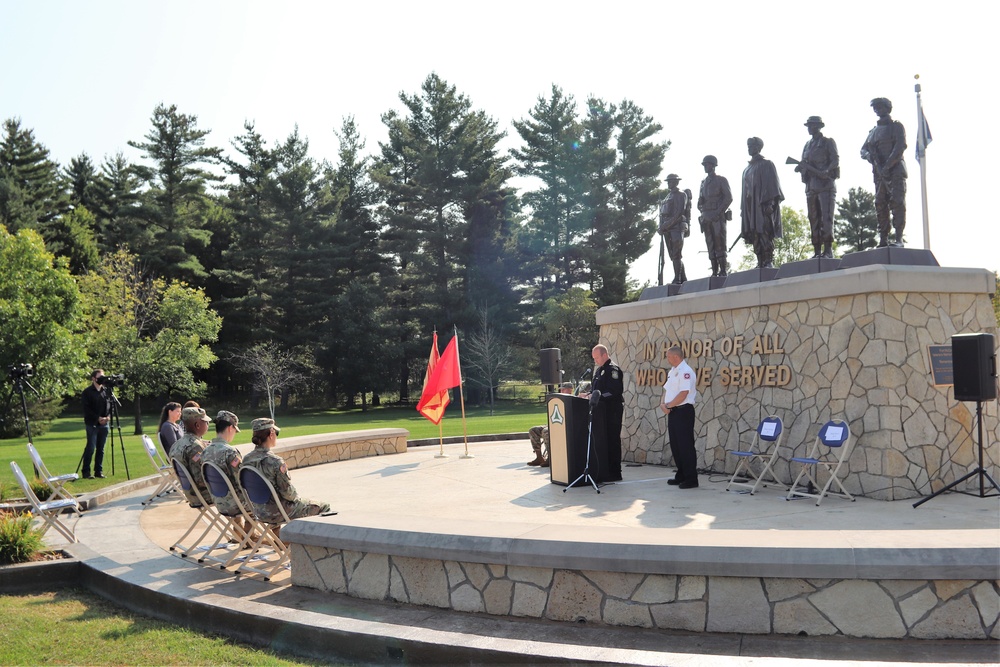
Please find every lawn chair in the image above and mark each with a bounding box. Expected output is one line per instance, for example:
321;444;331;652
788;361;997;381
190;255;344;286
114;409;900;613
10;461;79;543
141;435;179;505
169;459;232;558
786;419;856;506
26;443;79;503
726;415;787;494
237;465;291;580
200;461;269;570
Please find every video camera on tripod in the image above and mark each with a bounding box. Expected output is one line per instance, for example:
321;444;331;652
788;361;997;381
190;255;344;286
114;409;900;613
7;363;34;380
97;373;125;388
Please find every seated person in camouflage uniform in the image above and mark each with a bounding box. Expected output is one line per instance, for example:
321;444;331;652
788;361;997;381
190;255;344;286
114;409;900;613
202;410;256;538
242;418;330;525
170;406;213;506
528;382;575;467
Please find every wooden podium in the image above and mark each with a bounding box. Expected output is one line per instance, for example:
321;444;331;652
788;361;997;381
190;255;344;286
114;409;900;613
547;394;607;486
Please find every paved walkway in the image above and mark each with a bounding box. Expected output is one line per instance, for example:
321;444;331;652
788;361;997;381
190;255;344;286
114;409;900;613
48;440;1000;665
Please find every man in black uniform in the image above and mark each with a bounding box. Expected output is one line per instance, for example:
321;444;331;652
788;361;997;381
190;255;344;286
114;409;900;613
697;156;733;277
81;369;111;479
584;344;624;482
861;98;907;247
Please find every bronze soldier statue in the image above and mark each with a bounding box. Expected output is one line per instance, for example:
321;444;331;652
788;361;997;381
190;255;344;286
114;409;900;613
658;174;690;285
795;116;840;258
697;155;733;277
861;98;907;247
740;138;784;269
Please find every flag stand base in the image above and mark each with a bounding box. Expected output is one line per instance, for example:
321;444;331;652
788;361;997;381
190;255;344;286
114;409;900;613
460;454;474;459
434;454;449;459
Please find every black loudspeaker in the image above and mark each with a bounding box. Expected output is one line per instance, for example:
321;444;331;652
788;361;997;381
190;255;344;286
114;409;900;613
539;348;562;385
952;333;997;402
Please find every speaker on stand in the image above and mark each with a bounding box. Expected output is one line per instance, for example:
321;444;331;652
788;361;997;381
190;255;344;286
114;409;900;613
539;348;562;390
914;332;1000;507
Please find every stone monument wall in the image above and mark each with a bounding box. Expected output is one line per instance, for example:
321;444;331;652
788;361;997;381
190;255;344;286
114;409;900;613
597;265;998;500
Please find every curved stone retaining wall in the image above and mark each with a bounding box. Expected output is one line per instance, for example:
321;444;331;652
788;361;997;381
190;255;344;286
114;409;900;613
596;266;999;501
284;516;1000;640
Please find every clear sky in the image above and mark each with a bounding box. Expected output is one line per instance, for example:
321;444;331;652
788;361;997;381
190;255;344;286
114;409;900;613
2;0;997;283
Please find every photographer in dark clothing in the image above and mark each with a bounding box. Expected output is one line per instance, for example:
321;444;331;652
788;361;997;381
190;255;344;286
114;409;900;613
81;369;111;479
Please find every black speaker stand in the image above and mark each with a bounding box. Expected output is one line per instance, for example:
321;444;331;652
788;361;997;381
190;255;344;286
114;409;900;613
914;400;1000;508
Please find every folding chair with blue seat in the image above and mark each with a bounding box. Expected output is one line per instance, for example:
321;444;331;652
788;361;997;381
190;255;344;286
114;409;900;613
200;461;268;570
10;461;80;543
237;465;291;580
726;415;787;494
141;435;179;505
27;442;79;503
169;459;233;558
786;419;856;506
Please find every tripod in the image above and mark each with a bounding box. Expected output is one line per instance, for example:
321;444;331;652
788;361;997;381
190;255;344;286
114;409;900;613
913;399;1000;508
2;370;40;474
564;397;602;494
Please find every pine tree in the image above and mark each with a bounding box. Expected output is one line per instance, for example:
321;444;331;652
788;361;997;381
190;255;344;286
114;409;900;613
128;103;222;283
95;152;144;254
835;187;878;253
511;85;587;303
214;122;279;349
0;118;67;234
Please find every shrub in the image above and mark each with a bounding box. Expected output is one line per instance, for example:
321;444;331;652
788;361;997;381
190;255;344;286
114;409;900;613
0;510;45;564
30;479;52;502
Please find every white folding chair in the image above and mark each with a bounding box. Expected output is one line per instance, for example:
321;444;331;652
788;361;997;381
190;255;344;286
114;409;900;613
237;465;291;580
141;435;179;505
786;419;856;506
169;459;233;558
26;443;78;503
200;461;272;570
726;415;787;494
10;461;79;543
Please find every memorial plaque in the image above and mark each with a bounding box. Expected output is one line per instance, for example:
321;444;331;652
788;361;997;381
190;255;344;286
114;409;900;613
927;345;953;386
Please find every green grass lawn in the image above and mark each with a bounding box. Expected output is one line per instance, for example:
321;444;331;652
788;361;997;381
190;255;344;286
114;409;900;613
0;588;341;666
0;401;547;495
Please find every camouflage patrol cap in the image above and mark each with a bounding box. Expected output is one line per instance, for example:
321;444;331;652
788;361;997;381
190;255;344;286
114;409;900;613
701;155;718;166
215;410;240;432
182;407;211;423
250;417;280;434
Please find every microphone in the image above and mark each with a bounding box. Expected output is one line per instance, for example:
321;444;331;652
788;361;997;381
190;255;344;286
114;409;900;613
580;367;592;381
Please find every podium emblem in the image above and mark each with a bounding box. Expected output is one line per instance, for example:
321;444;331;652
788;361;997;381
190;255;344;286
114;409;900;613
550;404;564;424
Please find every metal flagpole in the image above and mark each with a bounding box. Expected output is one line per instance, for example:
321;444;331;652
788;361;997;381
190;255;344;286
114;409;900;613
454;326;473;459
915;75;931;251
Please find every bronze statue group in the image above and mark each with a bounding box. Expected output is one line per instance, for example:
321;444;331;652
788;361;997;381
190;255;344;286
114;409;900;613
658;98;908;285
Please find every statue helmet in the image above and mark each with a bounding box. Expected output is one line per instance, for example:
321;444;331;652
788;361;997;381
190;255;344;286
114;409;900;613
701;155;718;166
664;173;681;182
804;116;825;127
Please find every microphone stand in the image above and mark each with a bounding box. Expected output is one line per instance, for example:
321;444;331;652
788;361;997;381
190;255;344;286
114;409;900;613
564;393;601;494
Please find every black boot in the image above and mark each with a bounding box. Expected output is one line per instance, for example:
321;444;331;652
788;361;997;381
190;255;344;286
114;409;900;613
671;260;682;284
822;242;833;259
812;244;822;259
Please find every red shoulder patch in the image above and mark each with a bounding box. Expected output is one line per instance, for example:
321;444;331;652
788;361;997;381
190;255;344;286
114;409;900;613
683;373;691;379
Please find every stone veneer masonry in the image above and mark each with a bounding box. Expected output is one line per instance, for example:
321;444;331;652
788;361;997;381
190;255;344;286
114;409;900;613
284;518;1000;640
269;429;408;470
596;265;999;501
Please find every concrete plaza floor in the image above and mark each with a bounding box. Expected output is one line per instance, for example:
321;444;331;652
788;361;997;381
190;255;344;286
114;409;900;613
47;439;1000;665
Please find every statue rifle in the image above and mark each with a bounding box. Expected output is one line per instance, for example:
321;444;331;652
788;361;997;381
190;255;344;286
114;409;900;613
785;156;821;177
728;232;743;253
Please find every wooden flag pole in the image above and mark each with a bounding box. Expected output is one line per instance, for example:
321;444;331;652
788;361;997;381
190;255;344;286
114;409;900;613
454;326;473;459
435;421;447;458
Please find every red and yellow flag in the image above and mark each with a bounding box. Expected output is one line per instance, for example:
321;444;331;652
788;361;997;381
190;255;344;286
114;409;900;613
416;332;451;424
416;334;462;424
